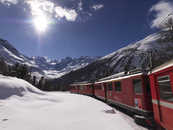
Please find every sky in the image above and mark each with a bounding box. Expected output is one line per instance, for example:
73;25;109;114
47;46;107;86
0;0;172;59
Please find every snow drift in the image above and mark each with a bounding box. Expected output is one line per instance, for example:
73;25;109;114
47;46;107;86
0;75;44;99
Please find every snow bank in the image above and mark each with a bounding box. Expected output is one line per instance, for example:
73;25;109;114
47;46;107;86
0;75;146;130
0;75;44;99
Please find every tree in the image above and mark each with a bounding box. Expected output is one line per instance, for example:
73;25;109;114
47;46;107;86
38;77;45;90
9;63;31;81
32;76;36;86
0;59;9;75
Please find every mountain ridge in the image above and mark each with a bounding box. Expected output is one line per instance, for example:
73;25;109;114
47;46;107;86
0;39;98;79
52;30;173;90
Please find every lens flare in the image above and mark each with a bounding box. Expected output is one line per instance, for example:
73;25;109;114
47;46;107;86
33;15;48;33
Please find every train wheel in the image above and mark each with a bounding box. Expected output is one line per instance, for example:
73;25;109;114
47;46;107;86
134;115;146;126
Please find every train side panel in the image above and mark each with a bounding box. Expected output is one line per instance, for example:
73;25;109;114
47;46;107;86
106;74;152;117
150;67;173;130
94;83;106;100
70;86;79;94
78;85;93;96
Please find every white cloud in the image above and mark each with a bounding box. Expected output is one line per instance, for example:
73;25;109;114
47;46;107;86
0;0;18;5
92;4;104;11
0;0;104;22
25;0;78;21
78;0;83;11
54;6;78;21
0;0;78;22
150;0;173;29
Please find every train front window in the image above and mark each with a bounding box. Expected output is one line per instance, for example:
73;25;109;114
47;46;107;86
114;81;122;92
108;82;113;91
133;79;142;94
158;75;173;102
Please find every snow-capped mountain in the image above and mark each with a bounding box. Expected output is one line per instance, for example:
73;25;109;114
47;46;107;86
0;38;98;79
54;30;173;89
0;39;34;66
30;56;98;79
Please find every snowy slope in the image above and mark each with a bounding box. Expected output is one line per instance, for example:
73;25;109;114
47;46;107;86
0;75;145;130
0;39;35;66
55;30;173;86
0;39;97;79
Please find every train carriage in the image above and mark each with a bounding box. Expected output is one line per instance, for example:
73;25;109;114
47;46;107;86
94;82;106;101
70;82;94;96
70;85;79;94
149;60;173;130
97;70;153;118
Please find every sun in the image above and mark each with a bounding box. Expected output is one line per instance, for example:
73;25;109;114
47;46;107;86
33;15;49;33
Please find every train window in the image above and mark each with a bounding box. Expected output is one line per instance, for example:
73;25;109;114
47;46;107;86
108;82;113;91
101;84;104;90
157;75;173;102
95;85;101;89
80;86;84;90
133;79;143;94
114;82;122;92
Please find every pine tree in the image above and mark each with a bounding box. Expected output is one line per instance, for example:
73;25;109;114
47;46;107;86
38;77;45;90
32;76;36;86
0;59;9;75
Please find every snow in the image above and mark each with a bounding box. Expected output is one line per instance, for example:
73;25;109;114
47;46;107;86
0;75;146;130
43;70;67;79
100;33;160;61
2;47;24;61
151;59;173;74
0;75;44;99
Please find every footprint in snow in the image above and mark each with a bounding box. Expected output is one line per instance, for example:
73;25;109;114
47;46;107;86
103;109;116;114
2;119;8;122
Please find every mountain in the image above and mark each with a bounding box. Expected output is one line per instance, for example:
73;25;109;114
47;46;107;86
30;56;98;79
0;38;98;79
53;30;173;89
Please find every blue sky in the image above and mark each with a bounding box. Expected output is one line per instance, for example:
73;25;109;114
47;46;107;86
0;0;171;58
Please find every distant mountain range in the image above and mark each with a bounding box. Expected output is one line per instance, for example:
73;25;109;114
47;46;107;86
0;39;98;79
53;30;173;90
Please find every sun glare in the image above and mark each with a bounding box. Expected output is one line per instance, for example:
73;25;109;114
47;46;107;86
33;15;49;33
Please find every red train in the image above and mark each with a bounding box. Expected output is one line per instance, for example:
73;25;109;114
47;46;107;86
70;60;173;130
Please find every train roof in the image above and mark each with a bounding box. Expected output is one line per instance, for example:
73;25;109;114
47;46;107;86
95;69;145;84
151;59;173;74
70;81;92;86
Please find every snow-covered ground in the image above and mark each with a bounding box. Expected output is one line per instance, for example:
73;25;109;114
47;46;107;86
0;75;146;130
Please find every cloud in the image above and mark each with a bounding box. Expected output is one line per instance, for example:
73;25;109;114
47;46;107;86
78;0;83;11
0;0;104;22
92;4;104;11
25;0;78;21
150;0;173;29
54;7;78;21
0;0;18;5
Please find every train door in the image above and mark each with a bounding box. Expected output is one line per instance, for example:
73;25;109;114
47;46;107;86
133;78;143;109
91;84;95;96
103;83;107;102
155;73;173;129
107;82;113;101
